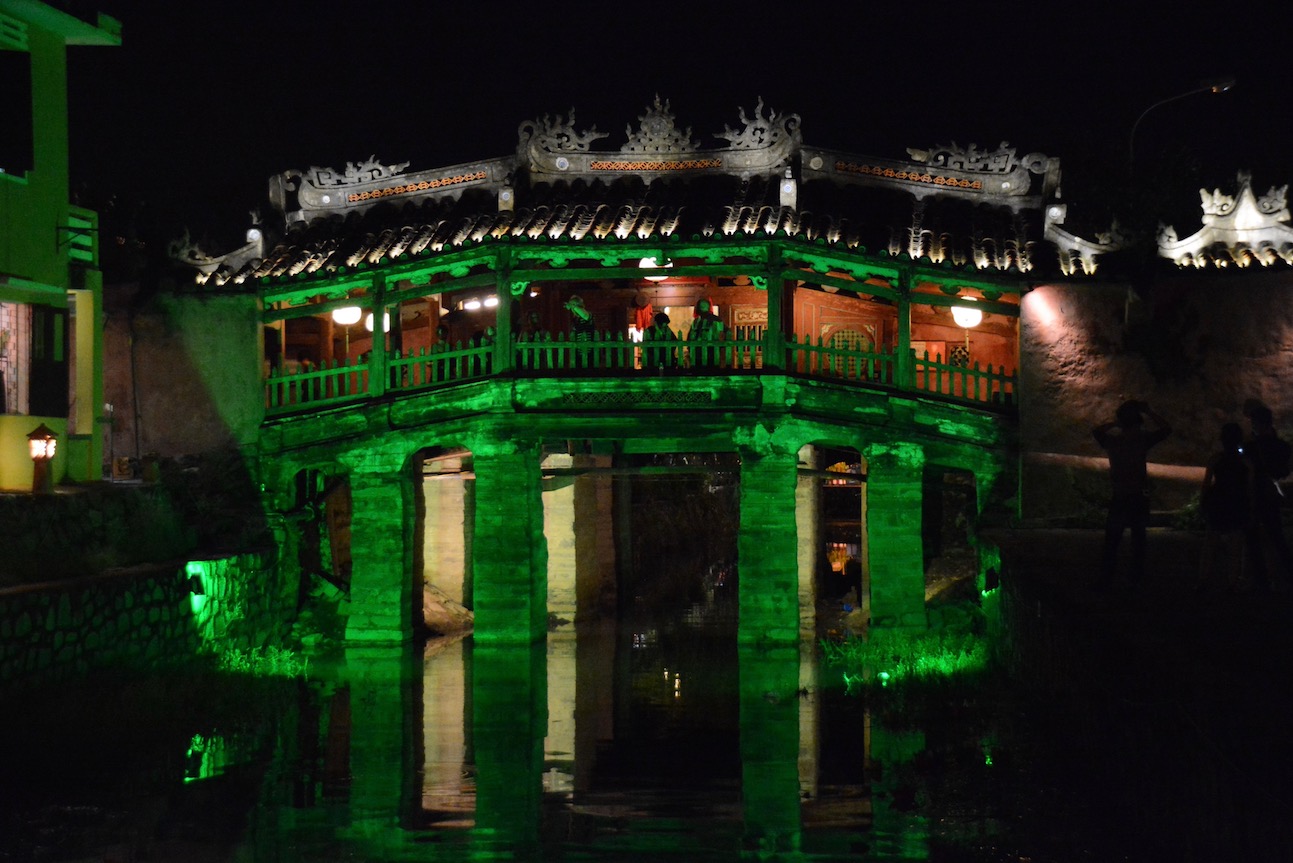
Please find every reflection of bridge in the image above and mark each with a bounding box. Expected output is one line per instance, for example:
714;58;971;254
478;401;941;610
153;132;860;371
331;637;907;857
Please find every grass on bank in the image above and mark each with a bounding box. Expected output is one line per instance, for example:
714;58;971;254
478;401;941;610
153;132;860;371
822;625;991;695
217;644;310;677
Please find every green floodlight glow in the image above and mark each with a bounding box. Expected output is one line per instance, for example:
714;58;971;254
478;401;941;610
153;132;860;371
186;560;209;617
824;626;989;695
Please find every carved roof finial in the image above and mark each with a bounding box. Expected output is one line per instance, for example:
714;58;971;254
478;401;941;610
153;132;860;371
622;95;698;154
715;97;802;151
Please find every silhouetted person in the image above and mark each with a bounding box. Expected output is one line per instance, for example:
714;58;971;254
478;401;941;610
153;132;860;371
687;298;723;368
1092;400;1171;589
1197;422;1252;592
1243;401;1292;591
644;311;678;371
843;557;863;606
469;328;491;376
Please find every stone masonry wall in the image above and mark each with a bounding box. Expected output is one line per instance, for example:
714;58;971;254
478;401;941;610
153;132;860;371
0;549;291;693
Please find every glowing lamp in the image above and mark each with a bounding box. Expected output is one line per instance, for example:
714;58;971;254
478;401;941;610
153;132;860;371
331;306;362;326
639;256;672;281
28;423;56;461
364;311;391;333
28;423;56;494
951;299;982;329
483;295;500;308
463;298;482;311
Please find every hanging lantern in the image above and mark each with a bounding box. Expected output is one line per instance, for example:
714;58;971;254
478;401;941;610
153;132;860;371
332;306;362;326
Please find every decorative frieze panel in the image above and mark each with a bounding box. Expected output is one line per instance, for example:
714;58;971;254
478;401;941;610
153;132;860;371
270;157;510;224
559;390;713;407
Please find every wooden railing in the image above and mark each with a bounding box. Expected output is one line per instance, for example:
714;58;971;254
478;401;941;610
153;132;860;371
266;332;1015;414
266;359;370;410
513;331;766;372
913;351;1015;405
388;342;494;391
786;334;897;385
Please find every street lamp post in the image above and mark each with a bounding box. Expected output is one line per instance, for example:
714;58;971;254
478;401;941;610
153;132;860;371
1128;77;1235;169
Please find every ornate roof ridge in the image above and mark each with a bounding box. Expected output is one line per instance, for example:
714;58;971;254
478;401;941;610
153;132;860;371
1160;172;1293;269
519;97;802;180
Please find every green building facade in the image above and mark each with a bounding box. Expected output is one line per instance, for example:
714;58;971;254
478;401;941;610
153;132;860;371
0;1;119;490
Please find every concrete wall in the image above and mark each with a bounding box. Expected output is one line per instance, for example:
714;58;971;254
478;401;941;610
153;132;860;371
0;549;292;693
1019;271;1293;519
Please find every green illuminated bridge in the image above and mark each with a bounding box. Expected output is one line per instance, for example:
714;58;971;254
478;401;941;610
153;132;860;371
191;101;1046;645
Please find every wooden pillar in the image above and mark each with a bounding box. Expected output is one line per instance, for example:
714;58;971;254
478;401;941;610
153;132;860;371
738;441;800;644
895;270;913;389
763;243;787;371
369;275;388;398
345;468;416;644
864;442;927;628
493;248;515;374
471;442;548;644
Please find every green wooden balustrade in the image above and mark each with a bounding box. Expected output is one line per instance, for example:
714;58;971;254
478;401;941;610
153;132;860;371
265;332;1015;413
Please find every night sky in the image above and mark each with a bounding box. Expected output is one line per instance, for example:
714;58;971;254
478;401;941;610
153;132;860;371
58;1;1291;254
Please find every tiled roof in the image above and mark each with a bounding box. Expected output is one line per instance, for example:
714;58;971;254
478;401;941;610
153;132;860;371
181;101;1065;287
194;173;1048;287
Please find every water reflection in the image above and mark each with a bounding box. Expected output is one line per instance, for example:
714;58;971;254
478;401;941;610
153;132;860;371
3;601;978;862
269;597;936;861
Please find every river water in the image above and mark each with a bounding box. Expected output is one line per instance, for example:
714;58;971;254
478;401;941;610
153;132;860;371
1;572;1138;863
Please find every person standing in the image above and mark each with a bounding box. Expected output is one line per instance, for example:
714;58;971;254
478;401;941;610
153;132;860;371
687;298;723;368
564;295;596;368
1242;401;1293;591
1196;422;1252;592
1092;400;1171;590
644;311;678;371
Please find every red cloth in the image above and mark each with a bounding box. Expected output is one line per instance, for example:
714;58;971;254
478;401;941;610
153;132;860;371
634;303;654;331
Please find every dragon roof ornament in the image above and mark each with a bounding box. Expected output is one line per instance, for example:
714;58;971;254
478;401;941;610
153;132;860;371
304;156;411;188
715;97;801;150
515;109;610;153
906;142;1050;176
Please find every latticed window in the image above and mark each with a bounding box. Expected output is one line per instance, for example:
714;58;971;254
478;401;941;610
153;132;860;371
829;327;874;352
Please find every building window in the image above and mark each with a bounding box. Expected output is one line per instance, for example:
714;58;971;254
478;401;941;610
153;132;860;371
0;34;34;179
0;302;30;414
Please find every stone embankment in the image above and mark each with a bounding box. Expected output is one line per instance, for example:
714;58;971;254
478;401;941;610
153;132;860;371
0;550;291;692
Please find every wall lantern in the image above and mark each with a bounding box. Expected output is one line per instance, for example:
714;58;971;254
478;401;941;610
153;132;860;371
951;298;983;329
28;423;57;494
639;256;672;281
364;311;391;333
331;306;362;326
